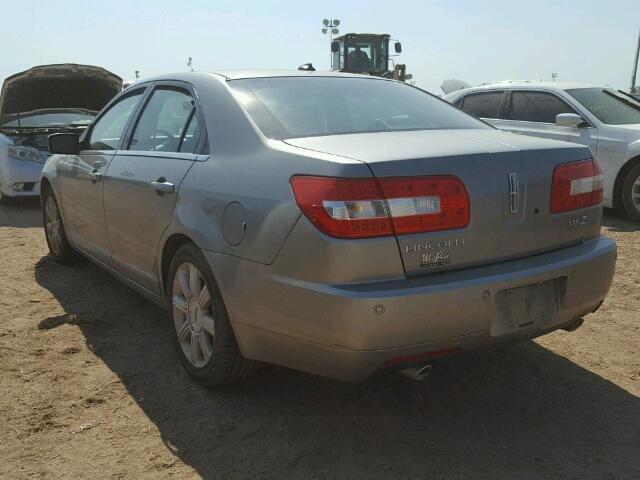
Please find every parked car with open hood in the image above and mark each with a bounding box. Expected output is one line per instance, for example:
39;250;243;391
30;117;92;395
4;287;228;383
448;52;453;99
444;82;640;221
0;63;122;202
41;71;615;385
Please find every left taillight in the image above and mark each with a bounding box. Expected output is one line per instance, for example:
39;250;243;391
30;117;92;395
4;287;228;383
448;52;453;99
550;159;603;214
289;175;470;239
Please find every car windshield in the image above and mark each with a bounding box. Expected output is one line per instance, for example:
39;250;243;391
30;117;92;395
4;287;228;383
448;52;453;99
565;88;640;125
229;77;489;140
0;111;95;128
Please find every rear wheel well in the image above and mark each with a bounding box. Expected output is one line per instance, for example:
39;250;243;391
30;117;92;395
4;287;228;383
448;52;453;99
613;155;640;208
161;234;195;298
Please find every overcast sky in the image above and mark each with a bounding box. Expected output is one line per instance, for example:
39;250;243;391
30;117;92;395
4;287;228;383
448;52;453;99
2;0;639;94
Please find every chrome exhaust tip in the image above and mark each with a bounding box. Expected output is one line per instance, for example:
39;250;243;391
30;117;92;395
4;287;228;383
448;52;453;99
562;317;584;332
399;363;433;381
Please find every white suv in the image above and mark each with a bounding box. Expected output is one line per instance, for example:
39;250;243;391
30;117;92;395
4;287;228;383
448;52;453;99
444;82;640;220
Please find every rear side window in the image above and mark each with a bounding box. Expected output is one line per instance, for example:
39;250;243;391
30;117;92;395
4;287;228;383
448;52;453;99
129;88;201;153
89;91;144;150
509;91;576;123
460;91;503;118
179;114;201;153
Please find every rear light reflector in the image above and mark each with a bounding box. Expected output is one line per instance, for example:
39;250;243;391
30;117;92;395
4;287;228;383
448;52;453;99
550;159;603;213
290;175;469;239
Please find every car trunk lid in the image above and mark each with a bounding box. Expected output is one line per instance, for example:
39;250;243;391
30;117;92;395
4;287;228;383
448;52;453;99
285;129;602;277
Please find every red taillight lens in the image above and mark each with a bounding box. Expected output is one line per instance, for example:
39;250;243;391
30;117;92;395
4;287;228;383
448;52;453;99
550;159;603;213
378;177;470;235
290;175;470;239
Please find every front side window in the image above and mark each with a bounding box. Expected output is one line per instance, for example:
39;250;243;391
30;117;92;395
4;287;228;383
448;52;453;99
565;88;640;125
460;91;504;118
508;91;576;124
88;91;144;150
229;77;489;140
129;88;199;153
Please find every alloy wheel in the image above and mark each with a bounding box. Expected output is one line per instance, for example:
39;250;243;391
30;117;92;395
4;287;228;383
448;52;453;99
172;262;216;368
632;176;640;212
44;195;64;255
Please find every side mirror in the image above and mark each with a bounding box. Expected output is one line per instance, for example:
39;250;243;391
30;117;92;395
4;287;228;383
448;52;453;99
331;42;340;53
394;42;402;53
48;133;80;155
556;113;584;128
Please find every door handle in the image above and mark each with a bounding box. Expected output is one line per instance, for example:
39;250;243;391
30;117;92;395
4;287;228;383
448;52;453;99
151;180;175;194
88;170;102;182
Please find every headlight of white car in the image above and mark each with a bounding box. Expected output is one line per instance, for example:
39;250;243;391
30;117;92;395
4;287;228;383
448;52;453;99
7;145;44;164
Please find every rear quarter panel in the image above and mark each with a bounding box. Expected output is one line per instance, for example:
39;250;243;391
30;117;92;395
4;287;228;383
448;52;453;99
162;75;375;266
171;142;372;265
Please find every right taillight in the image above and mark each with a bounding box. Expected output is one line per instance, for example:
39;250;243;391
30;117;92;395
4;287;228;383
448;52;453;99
290;175;470;239
550;159;603;214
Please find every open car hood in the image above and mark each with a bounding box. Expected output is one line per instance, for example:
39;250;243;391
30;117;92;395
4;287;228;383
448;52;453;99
0;63;122;123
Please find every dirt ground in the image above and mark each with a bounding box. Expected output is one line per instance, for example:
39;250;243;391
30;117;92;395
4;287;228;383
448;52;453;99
0;199;638;480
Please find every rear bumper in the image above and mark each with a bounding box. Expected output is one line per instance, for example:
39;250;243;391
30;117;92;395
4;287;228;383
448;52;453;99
205;236;616;381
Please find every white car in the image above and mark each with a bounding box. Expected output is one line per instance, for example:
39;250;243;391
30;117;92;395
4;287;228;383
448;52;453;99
0;64;122;202
444;82;640;220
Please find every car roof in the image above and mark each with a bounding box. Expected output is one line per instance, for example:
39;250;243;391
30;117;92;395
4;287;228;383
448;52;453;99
136;70;374;84
448;81;602;96
215;69;377;80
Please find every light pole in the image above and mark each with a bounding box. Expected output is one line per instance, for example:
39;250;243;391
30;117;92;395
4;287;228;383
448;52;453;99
322;18;340;69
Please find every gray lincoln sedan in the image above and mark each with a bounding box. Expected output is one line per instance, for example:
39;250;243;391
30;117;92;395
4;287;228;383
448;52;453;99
41;71;616;385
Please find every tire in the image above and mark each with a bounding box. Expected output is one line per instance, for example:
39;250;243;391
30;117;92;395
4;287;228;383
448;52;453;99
42;186;77;264
166;243;259;386
621;163;640;222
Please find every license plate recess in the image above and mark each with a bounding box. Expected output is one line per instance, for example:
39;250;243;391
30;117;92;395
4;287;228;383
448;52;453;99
492;278;564;338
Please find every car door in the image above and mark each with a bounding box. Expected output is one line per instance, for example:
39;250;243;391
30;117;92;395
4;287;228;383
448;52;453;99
497;90;598;153
59;88;147;263
103;83;206;294
457;90;506;128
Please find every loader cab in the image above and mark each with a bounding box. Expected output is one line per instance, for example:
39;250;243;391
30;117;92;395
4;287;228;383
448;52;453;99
332;33;401;76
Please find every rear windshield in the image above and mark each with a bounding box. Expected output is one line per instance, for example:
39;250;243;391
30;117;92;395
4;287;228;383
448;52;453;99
229;77;489;140
565;88;640;125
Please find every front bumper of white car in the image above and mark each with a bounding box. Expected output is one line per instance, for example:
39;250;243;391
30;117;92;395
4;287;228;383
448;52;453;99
0;152;44;198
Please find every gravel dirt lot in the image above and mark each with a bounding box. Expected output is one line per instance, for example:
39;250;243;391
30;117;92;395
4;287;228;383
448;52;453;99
0;199;638;479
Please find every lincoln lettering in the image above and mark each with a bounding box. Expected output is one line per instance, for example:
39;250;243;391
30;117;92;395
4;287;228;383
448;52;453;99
405;238;465;254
